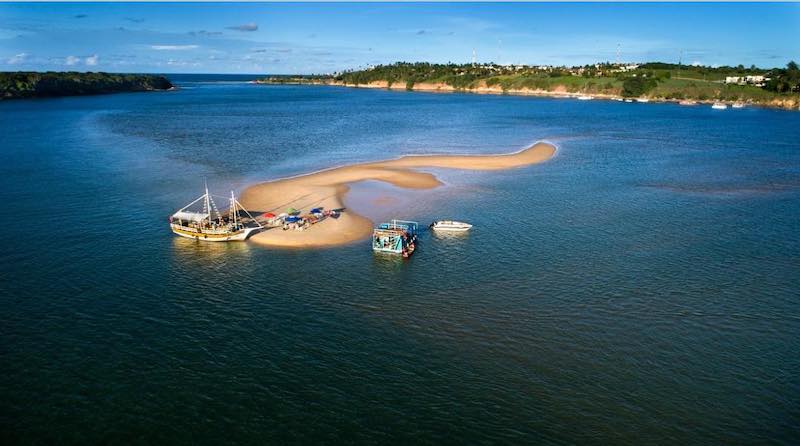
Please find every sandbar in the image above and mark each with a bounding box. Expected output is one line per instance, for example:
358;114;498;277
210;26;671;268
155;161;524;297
239;141;556;248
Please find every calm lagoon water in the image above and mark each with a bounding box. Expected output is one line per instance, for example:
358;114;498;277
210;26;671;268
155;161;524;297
1;74;799;444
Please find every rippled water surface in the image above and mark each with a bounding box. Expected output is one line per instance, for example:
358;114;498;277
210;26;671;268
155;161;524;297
1;75;799;444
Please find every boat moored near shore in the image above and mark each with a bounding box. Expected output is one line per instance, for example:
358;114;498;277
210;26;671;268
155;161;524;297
169;186;262;242
430;220;472;232
373;220;418;258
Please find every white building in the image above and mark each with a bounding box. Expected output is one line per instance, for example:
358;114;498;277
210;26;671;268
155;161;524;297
610;64;640;73
725;75;769;86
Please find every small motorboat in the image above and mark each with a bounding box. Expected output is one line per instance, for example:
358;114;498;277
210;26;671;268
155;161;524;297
430;220;472;232
577;95;593;101
712;102;728;110
732;102;745;109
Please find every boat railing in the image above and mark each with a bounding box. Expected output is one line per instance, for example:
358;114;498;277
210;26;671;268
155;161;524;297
379;219;419;235
170;222;243;235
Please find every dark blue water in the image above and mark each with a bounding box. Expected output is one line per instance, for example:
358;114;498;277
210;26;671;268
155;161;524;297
2;76;799;444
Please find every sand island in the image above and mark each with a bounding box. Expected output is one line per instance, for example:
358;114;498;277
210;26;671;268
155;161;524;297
239;141;556;248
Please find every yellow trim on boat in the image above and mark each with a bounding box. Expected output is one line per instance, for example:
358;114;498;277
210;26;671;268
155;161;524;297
171;226;243;239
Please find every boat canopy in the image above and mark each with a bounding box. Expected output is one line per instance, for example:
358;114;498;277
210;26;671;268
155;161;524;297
172;211;208;222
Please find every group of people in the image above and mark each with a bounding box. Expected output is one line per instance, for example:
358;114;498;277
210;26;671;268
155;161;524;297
279;208;340;231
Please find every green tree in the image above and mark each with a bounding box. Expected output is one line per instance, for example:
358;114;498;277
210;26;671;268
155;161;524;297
621;76;657;97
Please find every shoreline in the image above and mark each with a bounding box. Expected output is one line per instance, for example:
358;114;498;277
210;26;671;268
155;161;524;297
253;79;800;111
240;142;557;248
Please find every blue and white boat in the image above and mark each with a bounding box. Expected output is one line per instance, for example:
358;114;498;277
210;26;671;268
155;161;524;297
372;220;418;257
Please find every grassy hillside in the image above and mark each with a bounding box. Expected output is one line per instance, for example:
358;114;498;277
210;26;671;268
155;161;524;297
260;62;799;108
0;71;173;99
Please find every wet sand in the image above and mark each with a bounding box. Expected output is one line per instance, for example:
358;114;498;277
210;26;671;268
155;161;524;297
240;141;556;248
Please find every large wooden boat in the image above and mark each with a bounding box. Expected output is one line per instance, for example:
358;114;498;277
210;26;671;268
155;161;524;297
169;186;262;242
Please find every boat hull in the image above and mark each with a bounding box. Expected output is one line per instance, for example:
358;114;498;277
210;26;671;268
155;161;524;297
431;221;472;232
170;225;259;242
432;226;471;232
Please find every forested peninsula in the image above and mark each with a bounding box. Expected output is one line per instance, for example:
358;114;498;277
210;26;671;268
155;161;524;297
257;61;800;110
1;72;173;100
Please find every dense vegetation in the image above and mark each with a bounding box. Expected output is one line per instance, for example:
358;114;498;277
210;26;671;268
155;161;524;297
621;76;658;97
764;61;800;93
0;72;173;99
262;61;800;108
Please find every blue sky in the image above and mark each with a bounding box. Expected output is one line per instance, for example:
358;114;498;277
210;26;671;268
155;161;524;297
1;3;798;74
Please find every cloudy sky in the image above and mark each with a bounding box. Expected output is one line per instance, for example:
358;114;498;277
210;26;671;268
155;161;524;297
2;3;799;74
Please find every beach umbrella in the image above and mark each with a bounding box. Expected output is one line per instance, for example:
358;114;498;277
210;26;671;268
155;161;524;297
278;212;288;218
263;212;276;218
286;216;300;222
287;207;299;215
310;207;322;214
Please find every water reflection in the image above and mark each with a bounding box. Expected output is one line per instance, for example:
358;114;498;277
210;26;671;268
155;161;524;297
169;236;254;266
370;251;411;273
430;229;472;242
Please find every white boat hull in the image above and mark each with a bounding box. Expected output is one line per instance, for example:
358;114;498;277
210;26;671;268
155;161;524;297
171;225;259;242
431;221;472;232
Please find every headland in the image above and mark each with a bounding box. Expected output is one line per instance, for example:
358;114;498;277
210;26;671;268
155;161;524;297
0;72;174;100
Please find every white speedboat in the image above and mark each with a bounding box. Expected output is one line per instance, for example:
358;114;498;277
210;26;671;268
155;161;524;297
636;98;650;103
732;102;745;109
712;102;728;110
430;220;472;232
577;95;593;101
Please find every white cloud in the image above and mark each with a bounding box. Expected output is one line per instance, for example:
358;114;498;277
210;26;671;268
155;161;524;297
65;55;80;66
85;54;98;66
691;61;702;67
7;52;27;64
150;45;198;51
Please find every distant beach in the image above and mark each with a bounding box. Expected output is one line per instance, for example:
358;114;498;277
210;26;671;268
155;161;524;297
240;142;556;248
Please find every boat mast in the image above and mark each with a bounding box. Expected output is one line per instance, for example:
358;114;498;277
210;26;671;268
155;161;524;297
230;191;238;226
234;196;263;228
204;180;211;223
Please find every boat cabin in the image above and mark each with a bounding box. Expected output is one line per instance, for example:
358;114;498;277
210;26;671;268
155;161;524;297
373;220;418;257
